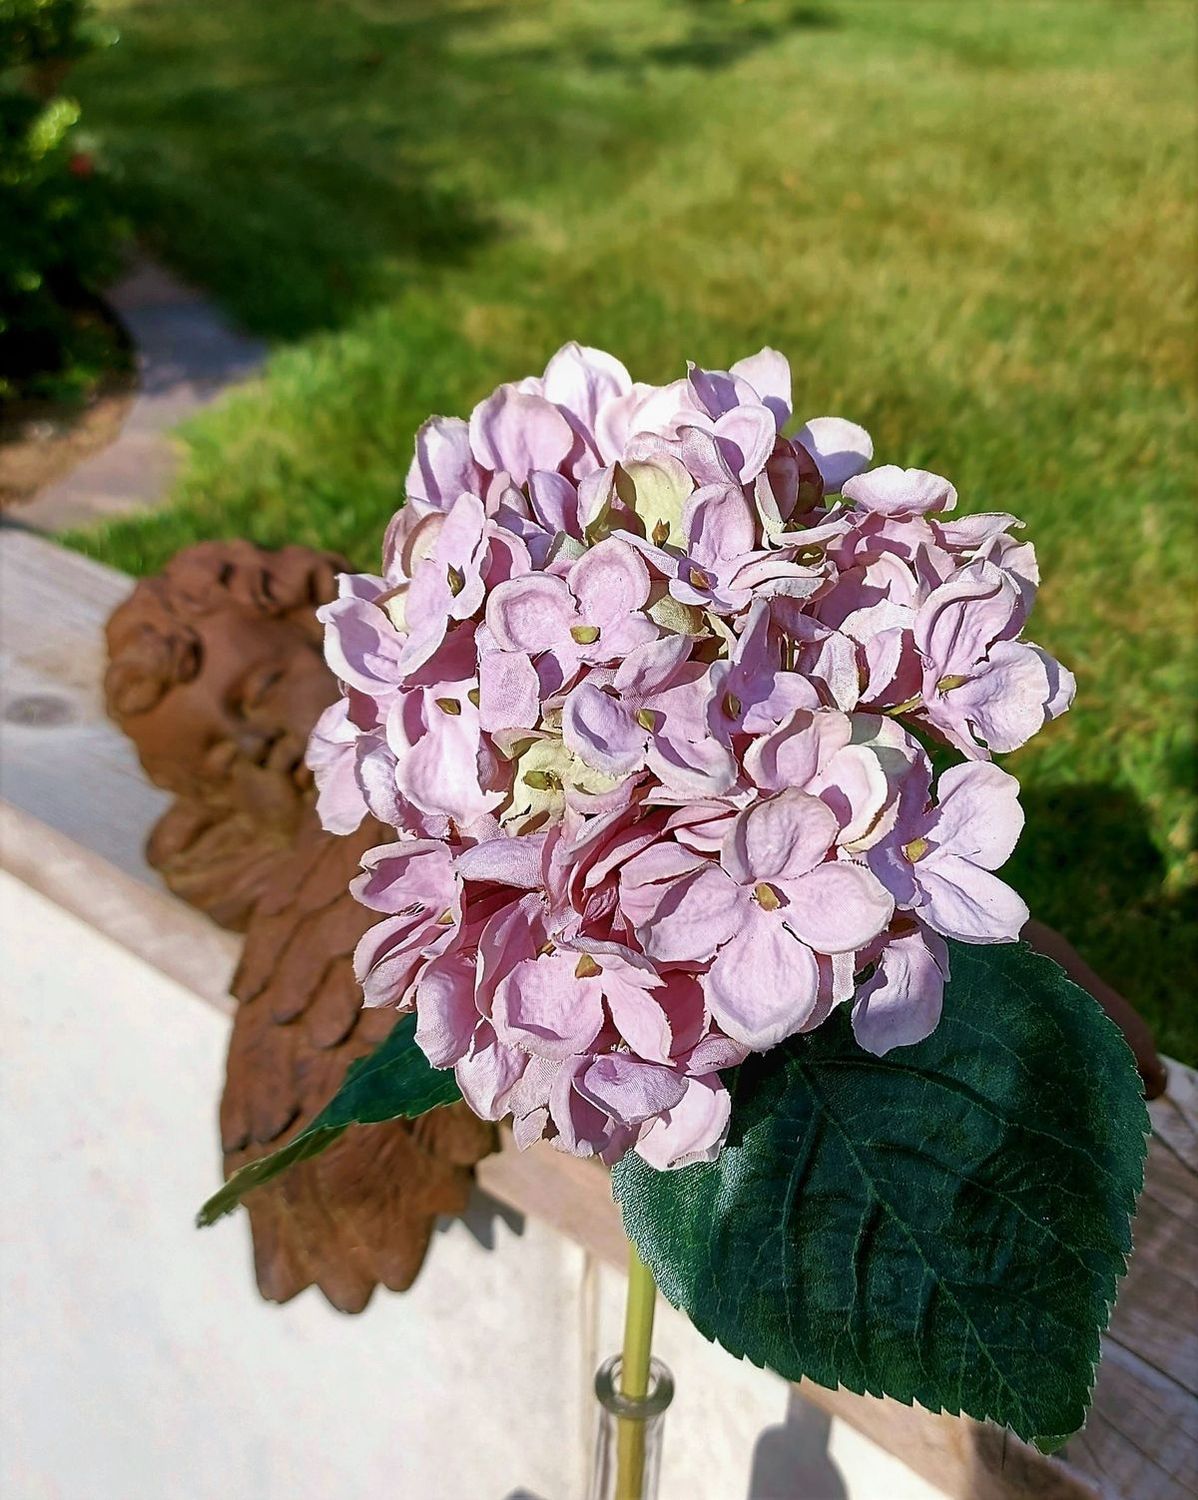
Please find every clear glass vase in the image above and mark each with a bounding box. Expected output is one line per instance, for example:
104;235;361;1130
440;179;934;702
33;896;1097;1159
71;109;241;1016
588;1354;674;1500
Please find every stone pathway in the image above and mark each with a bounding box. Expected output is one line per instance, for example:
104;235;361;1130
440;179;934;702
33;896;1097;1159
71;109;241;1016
9;260;266;533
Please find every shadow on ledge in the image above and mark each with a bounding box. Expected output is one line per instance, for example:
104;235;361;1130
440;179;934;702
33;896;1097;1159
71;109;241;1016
748;1390;848;1499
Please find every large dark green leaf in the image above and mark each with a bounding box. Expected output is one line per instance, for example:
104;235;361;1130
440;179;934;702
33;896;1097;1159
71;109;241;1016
197;1014;461;1227
612;941;1148;1451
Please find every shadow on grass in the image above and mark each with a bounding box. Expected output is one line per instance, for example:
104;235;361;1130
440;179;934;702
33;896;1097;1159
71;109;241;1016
89;3;512;337
519;2;838;79
78;0;842;339
1010;783;1196;1061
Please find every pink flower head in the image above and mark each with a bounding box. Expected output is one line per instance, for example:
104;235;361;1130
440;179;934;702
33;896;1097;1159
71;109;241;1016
311;345;1072;1169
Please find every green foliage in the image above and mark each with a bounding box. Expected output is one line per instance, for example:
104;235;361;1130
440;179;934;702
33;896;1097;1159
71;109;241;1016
196;1015;462;1227
613;941;1148;1450
0;0;113;65
0;0;124;405
64;0;1196;1058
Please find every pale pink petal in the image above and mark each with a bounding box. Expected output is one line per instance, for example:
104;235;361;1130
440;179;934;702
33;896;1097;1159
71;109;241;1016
318;595;405;693
350;839;456;915
686;365;744;419
618;840;709;917
548;1058;621;1157
842;465;957;517
947;640;1072;753
605;984;673;1063
493;952;605;1059
479;649;540;732
469;385;575;485
307;700;369;835
415;952;479;1067
914;561;1021;678
813;744;892;847
744;708;853;793
665;802;738;855
353;912;441;1008
712;404;777;482
562;680;646;776
861;626;921;708
541;342;632;427
684;483;757;567
486;573;577;653
730;347;792;427
593;610;661;659
455;1022;527;1118
624;377;706;440
635;863;745;964
568;536;651;624
393;599;450;678
577;1055;687;1125
794;417;873;493
721;789;838;884
527;470;582;536
927;762;1024;869
405;415;482;509
851;927;948;1055
613;634;693;700
634;1075;731;1170
645;732;738;800
815;949;857;1011
1041;646;1076;720
432;491;489;617
512;1107;550;1151
476;893;545;1008
579;822;669;894
782;862;894;953
649;664;716;741
506;1054;557;1119
678;425;740;487
355;738;407;828
593;383;655;462
704;907;821;1048
680;1032;749;1074
916;853;1029;943
455;834;546;889
938;513;1020;549
397;701;503;823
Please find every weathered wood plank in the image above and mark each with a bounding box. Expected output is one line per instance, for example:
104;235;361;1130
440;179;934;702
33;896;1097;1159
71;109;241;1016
1070;1339;1198;1500
1154;1063;1198;1175
477;1133;629;1272
1105;1140;1198;1395
0;528;171;885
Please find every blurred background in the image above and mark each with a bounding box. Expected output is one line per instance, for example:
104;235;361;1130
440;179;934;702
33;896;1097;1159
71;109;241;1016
1;4;1194;1497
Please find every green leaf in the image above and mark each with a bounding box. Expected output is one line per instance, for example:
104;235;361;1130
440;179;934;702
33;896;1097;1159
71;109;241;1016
612;941;1148;1450
196;1014;461;1228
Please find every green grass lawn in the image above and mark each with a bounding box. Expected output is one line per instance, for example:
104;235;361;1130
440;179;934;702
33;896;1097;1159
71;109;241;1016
64;0;1195;1059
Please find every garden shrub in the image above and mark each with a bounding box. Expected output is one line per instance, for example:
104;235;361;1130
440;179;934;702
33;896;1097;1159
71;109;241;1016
0;0;126;407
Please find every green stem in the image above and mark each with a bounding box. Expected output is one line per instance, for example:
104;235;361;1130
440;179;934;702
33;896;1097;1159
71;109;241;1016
616;1239;657;1500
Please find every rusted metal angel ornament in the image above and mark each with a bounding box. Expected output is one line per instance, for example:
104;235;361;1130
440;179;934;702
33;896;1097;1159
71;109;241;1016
104;540;496;1312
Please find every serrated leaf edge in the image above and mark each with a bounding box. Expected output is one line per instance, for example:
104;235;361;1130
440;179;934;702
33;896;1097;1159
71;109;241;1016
612;948;1150;1452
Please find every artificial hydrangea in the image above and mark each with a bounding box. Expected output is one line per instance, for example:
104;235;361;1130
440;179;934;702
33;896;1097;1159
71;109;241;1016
307;344;1073;1169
